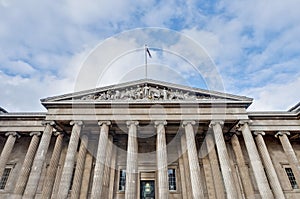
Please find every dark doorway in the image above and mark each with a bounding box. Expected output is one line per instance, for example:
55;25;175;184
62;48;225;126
140;180;155;199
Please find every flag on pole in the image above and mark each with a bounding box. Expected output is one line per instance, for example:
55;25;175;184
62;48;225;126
146;47;152;58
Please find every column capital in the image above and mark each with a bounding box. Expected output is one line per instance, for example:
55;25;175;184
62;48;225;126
5;131;20;138
126;120;139;127
42;120;56;126
154;120;167;128
233;131;241;136
182;120;196;127
70;120;83;126
209;120;224;128
30;131;41;137
254;131;265;136
275;131;290;138
53;131;64;136
98;121;111;126
236;120;252;130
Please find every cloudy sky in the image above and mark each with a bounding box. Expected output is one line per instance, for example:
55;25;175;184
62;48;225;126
0;0;299;112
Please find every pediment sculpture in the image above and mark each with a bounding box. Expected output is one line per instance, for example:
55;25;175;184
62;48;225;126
78;84;218;101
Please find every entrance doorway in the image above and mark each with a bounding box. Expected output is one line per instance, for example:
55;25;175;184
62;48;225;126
140;180;155;199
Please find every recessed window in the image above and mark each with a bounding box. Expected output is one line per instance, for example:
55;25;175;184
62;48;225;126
118;169;126;191
285;168;299;189
168;168;176;191
0;168;12;190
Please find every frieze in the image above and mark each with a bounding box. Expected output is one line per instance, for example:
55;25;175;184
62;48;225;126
77;84;219;101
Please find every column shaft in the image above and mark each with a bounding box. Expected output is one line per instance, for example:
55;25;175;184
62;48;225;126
276;131;300;186
206;133;225;199
23;121;55;199
41;133;64;199
70;134;88;199
101;136;113;198
239;121;273;199
57;121;83;199
0;132;19;177
14;132;40;196
91;121;110;199
183;121;205;199
255;132;285;199
125;121;139;199
51;146;67;199
231;134;255;199
79;151;93;199
180;134;193;199
211;121;238;199
155;121;168;199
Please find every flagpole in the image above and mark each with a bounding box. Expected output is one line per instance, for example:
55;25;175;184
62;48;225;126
145;44;148;79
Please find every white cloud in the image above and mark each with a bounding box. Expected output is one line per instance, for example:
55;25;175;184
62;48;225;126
243;74;300;111
0;0;299;111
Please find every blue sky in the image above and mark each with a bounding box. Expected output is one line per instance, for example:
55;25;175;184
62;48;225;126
0;0;299;112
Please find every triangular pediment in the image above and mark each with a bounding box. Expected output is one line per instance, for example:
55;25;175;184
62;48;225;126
41;79;252;106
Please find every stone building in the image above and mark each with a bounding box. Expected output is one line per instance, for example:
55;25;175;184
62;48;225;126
0;79;299;199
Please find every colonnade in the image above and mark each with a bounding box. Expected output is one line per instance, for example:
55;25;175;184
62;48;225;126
0;119;299;199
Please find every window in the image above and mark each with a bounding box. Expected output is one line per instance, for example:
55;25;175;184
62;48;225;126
118;169;126;191
168;168;176;191
285;168;299;189
0;168;12;190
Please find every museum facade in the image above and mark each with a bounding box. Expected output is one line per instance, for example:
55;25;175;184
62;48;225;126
0;79;299;199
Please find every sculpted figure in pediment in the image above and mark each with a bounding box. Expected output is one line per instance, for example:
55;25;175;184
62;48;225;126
149;86;161;99
77;83;217;101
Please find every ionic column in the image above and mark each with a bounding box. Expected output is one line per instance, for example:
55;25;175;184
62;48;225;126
255;131;285;199
182;121;205;199
210;121;238;199
101;135;113;198
0;132;20;178
275;131;300;185
23;121;55;199
180;133;193;199
205;132;225;199
14;132;40;196
125;121;139;199
79;151;93;199
155;120;169;199
70;134;89;199
91;121;111;199
231;133;255;199
238;121;273;199
57;120;83;199
41;132;64;199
